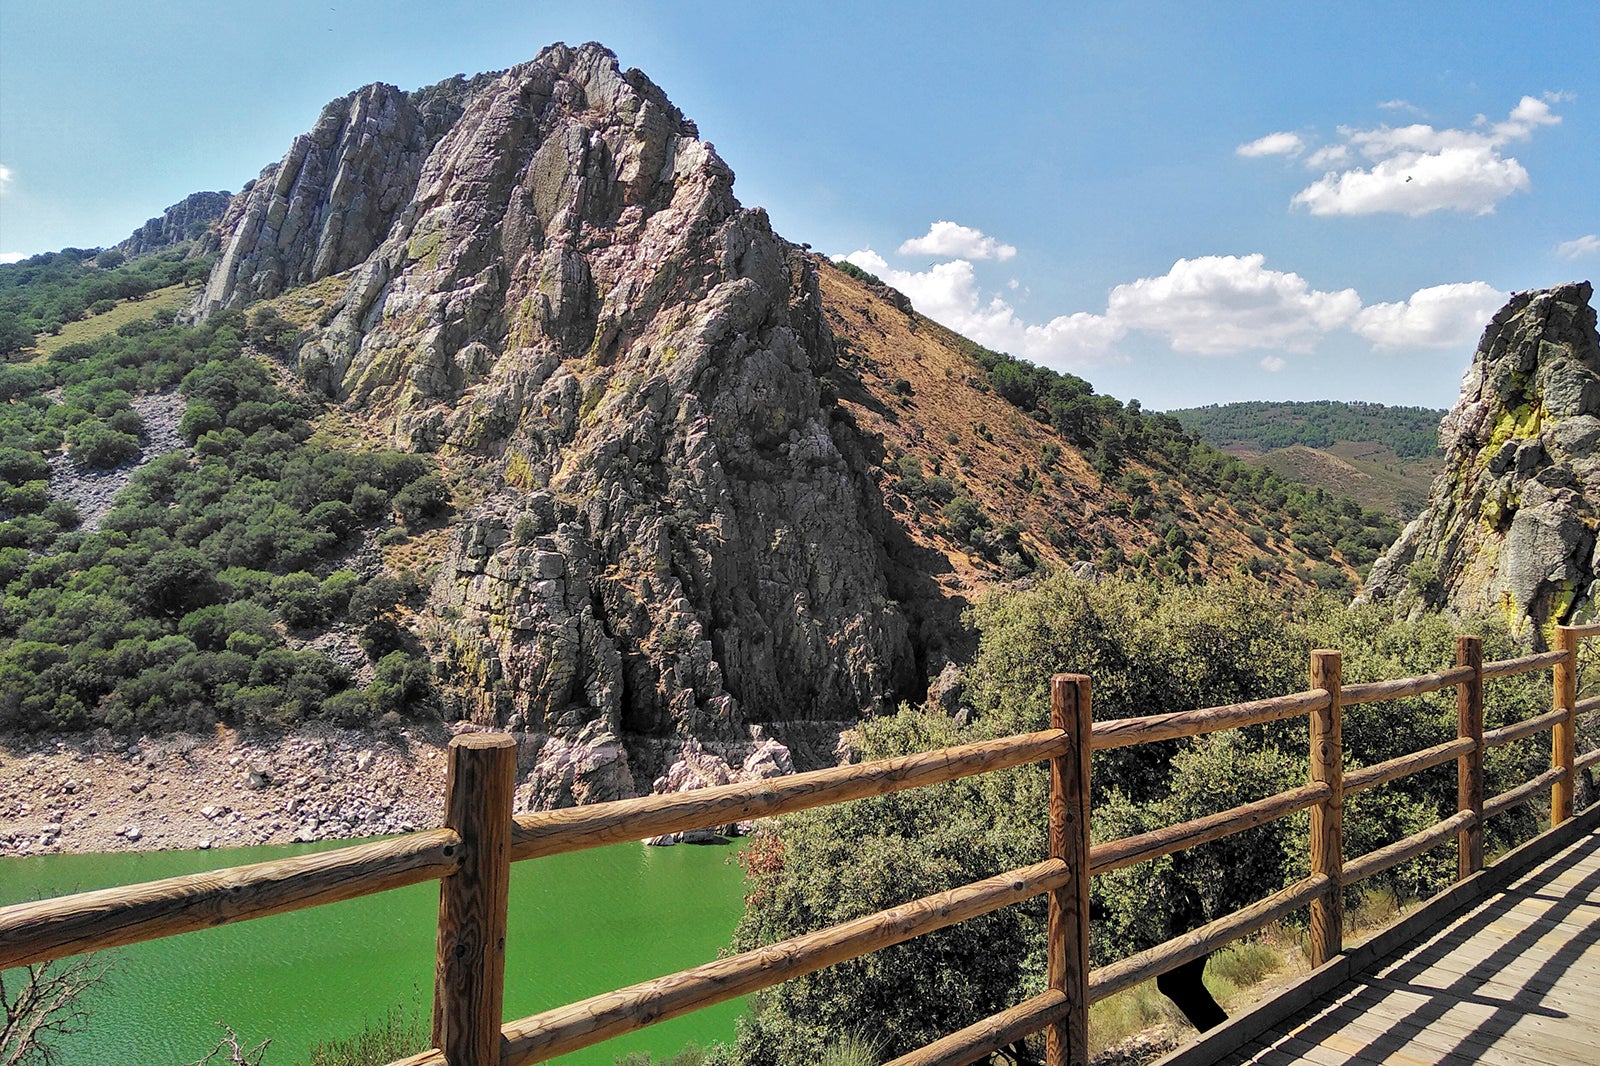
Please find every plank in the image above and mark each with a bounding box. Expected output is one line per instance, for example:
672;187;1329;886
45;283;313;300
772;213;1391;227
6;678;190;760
1292;1005;1575;1066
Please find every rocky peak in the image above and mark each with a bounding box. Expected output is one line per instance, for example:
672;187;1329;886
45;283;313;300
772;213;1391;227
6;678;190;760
1363;282;1600;642
197;43;914;791
117;190;231;258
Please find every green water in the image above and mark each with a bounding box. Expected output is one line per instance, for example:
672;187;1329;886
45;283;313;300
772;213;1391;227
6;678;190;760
1;838;750;1065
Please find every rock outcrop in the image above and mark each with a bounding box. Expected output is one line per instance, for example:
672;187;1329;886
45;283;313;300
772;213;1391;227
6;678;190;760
1363;283;1600;642
117;191;231;258
199;43;916;791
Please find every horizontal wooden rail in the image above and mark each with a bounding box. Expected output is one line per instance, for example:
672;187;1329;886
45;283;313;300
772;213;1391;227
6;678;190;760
1482;649;1569;680
1090;690;1328;751
497;858;1070;1064
1578;747;1600;774
388;1049;444;1066
1345;737;1474;795
0;828;461;969
1578;694;1600;716
1090;782;1330;876
1342;666;1474;706
1344;810;1477;886
1561;622;1600;639
1087;874;1329;1004
1485;766;1568;820
510;730;1069;860
884;989;1071;1066
1483;707;1567;748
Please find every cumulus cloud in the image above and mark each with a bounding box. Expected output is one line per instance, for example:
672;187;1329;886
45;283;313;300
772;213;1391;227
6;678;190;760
841;227;1506;371
1557;234;1600;259
1244;95;1563;216
0;164;11;195
839;248;1122;366
1105;254;1360;354
1351;282;1507;349
1236;132;1304;158
0;253;24;265
897;220;1016;261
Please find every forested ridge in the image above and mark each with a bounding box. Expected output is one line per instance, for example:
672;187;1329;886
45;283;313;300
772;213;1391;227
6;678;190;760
1165;400;1446;458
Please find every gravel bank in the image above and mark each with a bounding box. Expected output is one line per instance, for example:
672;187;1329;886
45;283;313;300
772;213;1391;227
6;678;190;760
0;724;453;857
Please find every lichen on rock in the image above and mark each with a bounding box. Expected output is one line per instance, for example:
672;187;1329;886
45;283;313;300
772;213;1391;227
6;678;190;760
1363;282;1600;644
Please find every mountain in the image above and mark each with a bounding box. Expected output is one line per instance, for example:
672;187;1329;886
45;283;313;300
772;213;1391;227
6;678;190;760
1362;283;1600;644
1168;401;1446;520
118;191;232;258
0;43;1403;805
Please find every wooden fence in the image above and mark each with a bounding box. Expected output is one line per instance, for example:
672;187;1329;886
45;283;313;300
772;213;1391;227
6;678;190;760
4;625;1600;1066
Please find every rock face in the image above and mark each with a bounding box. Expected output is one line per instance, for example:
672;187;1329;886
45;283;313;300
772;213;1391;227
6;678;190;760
200;43;916;792
117;191;231;258
1363;283;1600;642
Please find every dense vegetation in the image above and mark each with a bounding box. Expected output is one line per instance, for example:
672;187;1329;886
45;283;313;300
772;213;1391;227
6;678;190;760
0;247;213;354
1165;400;1446;459
0;296;449;735
729;573;1550;1063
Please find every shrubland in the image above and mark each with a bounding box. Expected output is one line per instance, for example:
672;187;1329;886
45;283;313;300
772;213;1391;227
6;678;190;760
0;246;212;353
728;573;1551;1063
0;306;447;735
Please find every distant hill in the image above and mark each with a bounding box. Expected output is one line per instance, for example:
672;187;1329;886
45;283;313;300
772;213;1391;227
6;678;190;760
1166;400;1446;457
1167;401;1447;520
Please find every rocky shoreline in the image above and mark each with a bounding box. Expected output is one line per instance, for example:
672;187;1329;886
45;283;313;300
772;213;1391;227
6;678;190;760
0;723;454;857
0;721;825;859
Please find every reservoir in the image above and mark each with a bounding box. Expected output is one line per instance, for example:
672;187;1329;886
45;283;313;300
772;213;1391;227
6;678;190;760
1;836;750;1065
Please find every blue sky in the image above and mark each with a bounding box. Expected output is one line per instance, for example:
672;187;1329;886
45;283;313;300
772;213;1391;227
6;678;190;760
2;1;1595;410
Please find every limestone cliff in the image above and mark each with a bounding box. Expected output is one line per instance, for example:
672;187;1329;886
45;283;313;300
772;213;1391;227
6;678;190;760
201;44;914;797
1363;283;1600;642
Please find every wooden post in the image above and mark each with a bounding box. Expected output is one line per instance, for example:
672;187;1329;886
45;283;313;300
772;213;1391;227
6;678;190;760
1047;674;1091;1066
1457;636;1484;878
1553;626;1577;826
433;733;517;1066
1308;650;1343;969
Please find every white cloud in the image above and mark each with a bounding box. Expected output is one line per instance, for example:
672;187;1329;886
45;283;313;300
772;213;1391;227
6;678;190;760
1236;132;1303;158
0;252;23;265
1243;96;1563;217
1351;282;1507;349
1293;145;1530;216
1490;95;1562;142
1556;234;1600;259
0;164;11;195
839;248;1123;366
1378;99;1425;116
843;229;1507;373
897;220;1016;261
1105;254;1360;355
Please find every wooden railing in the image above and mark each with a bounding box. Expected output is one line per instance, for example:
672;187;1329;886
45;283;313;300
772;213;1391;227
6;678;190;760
3;625;1599;1066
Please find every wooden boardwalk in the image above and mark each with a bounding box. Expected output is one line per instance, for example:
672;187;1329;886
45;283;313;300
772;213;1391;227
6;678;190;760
1158;808;1600;1066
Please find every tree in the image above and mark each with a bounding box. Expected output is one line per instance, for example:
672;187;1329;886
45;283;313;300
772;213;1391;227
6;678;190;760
1;954;111;1065
0;313;33;357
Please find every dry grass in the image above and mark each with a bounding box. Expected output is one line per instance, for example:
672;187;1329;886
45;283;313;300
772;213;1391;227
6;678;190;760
29;283;200;358
817;261;1292;600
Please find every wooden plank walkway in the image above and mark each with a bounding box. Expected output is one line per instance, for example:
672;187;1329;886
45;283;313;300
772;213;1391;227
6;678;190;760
1206;821;1600;1065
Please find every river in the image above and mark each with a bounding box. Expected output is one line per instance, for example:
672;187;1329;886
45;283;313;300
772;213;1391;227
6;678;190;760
1;836;750;1065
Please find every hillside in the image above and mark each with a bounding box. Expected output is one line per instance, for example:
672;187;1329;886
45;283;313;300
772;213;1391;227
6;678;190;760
0;44;1404;807
1169;400;1446;519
